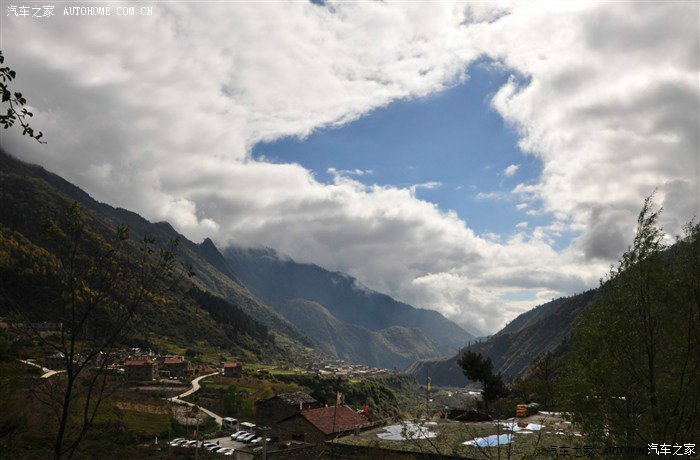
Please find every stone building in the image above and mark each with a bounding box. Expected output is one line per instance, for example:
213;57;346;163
124;359;157;381
256;392;320;429
160;355;193;378
223;361;242;378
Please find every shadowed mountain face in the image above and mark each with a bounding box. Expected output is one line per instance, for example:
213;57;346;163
407;290;598;387
274;299;442;369
0;150;311;352
222;246;474;369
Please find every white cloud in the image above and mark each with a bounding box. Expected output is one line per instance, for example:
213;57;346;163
484;2;699;252
503;164;520;177
410;181;442;193
475;191;510;201
1;1;697;334
328;167;374;177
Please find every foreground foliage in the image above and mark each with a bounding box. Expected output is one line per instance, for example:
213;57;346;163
559;197;700;446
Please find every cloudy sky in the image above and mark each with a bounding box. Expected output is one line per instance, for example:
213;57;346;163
2;1;698;334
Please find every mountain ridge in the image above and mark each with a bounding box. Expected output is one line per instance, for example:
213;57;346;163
407;290;598;387
0;149;314;349
223;245;474;368
0;150;287;357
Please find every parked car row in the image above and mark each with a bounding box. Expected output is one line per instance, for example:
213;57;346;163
229;430;274;446
168;438;234;456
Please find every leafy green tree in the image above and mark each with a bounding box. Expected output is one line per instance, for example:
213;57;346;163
0;50;45;143
559;197;700;446
223;385;244;415
514;351;558;408
2;203;187;459
458;350;508;412
223;385;255;419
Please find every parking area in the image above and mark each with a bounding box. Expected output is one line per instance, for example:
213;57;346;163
208;435;248;450
168;434;260;459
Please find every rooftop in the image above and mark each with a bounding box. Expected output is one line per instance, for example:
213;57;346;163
300;405;371;434
125;359;155;366
276;391;317;405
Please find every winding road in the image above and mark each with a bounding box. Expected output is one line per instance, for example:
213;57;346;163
19;359;223;425
18;359;64;378
167;371;223;425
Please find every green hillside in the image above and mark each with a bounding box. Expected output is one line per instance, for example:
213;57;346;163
0;150;303;357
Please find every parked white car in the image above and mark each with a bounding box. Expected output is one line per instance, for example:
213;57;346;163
250;437;272;446
240;433;257;443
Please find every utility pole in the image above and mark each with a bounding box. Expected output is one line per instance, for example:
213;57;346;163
331;391;340;434
426;376;431;419
261;426;270;460
194;406;200;460
167;401;172;458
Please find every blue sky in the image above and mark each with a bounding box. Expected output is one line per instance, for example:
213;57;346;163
3;2;696;333
253;63;548;240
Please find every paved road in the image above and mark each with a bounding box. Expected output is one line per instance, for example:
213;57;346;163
167;371;223;425
18;359;64;378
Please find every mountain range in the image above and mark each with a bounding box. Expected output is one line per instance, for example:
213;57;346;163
0;149;295;359
0;149;471;369
224;246;473;368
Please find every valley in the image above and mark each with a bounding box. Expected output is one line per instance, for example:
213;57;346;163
1;151;698;459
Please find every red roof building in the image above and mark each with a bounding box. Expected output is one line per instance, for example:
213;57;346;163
301;406;371;434
223;362;242;378
160;355;193;378
274;405;371;444
124;359;157;381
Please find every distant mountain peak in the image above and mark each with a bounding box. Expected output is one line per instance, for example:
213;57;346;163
223;245;474;369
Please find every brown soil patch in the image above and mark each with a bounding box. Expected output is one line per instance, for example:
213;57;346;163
115;402;169;414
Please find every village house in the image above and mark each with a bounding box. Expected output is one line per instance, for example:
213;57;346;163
273;405;372;444
256;392;320;429
159;355;193;378
223;361;242;378
124;359;158;381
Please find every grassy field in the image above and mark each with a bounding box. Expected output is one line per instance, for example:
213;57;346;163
119;410;170;435
72;388;172;438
